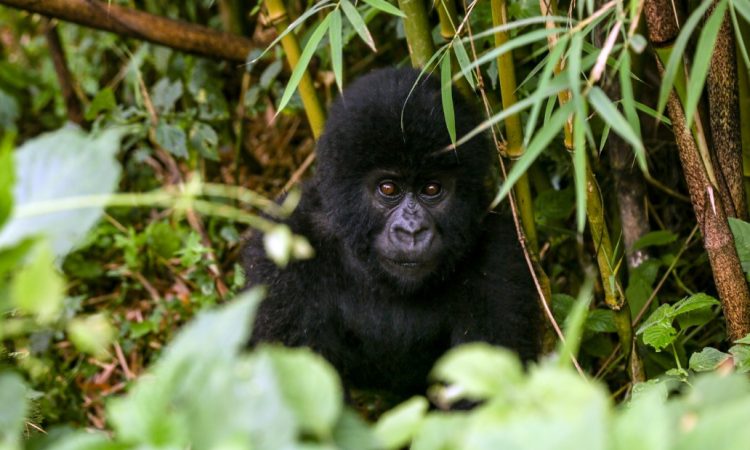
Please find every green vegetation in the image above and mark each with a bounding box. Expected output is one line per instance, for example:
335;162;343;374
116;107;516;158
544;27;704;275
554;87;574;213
3;0;750;448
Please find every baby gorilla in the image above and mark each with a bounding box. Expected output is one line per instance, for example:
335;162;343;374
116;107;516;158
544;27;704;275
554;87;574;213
244;67;539;395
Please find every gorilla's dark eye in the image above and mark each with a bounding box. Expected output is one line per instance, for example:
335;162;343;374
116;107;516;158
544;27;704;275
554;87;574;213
421;182;442;197
378;181;400;197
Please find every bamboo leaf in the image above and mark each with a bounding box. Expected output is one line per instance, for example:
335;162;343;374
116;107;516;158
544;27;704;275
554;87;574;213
618;51;642;139
362;0;406;18
588;87;647;172
730;5;750;72
732;0;750;25
453;40;476;89
441;56;457;146
685;0;728;127
524;36;569;148
494;101;575;206
464;16;571;42
656;0;713;118
248;0;334;65
573;109;587;232
277;14;332;113
329;9;344;93
341;0;376;51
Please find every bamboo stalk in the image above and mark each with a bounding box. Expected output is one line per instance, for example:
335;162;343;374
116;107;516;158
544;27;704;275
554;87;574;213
397;0;435;68
264;0;326;138
644;0;750;340
540;0;640;374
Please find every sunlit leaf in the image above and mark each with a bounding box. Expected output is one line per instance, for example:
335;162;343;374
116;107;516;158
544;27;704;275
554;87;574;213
11;242;64;323
68;313;115;359
685;0;728;127
440;56;456;146
277;14;332;113
452;40;476;89
362;0;406;17
374;396;428;449
573;109;587;232
341;0;376;51
689;347;731;372
330;8;344;93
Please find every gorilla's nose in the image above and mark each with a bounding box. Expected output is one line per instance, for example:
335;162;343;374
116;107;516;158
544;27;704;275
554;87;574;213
391;220;432;250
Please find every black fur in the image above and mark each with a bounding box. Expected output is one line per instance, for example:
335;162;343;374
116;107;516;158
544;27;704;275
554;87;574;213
244;67;539;395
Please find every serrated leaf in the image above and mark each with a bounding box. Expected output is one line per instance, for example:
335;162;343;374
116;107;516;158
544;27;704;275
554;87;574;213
329;9;344;93
155;122;188;158
277;14;332;113
0;127;122;259
374;396;428;449
341;0;376;51
589;86;646;172
642;322;678;351
673;293;720;316
362;0;406;17
440;56;456;146
685;0;728;127
689;347;731;372
632;230;678;251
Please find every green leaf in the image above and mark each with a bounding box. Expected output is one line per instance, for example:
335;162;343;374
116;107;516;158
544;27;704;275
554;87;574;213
558;278;594;365
329;9;344;93
362;0;406;17
11;242;64;323
453;40;476;89
374;396;428;449
685;0;728;127
0;372;27;448
656;0;713;118
619;51;642;138
735;333;750;345
341;0;376;51
189;122;219;161
155;122;188;158
265;346;343;438
277;14;332;113
524;36;569;148
431;343;524;399
84;87;116;121
672;293;720;316
689;347;731;372
495;100;575;205
151;78;184;113
572;108;587;233
730;344;750;372
585;309;618;333
440;56;456;146
729;217;750;273
68;313;115;359
642;322;678;352
0;127;122;259
632;230;678;251
0;132;15;229
588;87;646;172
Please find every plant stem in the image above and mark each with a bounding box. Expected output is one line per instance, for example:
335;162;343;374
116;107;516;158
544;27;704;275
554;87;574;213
397;0;435;67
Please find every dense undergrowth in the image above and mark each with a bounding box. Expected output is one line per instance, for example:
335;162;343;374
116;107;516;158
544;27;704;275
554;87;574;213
4;0;750;449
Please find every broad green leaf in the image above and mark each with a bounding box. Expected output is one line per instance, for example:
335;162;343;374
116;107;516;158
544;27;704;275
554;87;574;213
642;322;678;351
588;87;647;172
673;293;720;316
730;344;750;372
632;230;678;251
431;343;524;399
453;39;476;89
729;217;750;272
0;132;14;228
155;122;188;158
189;122;219;161
374;396;428;449
612;385;670;450
735;333;750;345
266;346;343;438
441;56;457;146
685;0;728;127
84;87;117;120
689;347;731;372
68;313;115;359
656;0;713;117
11;242;64;323
277;14;332;113
151;78;183;113
341;0;376;51
637;303;675;334
362;0;406;17
329;9;344;93
0;127;122;259
585;309;618;333
0;372;26;449
411;414;468;450
496;101;575;205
